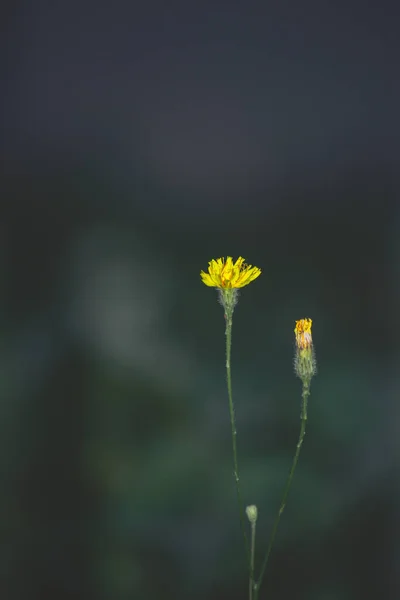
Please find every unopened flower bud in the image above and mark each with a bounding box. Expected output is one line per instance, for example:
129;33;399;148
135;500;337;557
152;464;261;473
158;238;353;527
246;504;258;524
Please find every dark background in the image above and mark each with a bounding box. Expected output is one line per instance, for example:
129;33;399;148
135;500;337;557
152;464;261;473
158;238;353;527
1;1;400;599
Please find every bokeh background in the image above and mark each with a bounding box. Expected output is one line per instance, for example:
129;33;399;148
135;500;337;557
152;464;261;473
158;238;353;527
1;1;400;599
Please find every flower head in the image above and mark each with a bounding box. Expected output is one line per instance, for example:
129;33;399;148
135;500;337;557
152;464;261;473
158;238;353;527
245;504;258;524
294;318;313;350
200;256;261;289
294;318;316;382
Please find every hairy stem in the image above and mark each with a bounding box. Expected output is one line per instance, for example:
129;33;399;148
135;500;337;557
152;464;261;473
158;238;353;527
225;313;250;569
254;382;310;598
249;519;256;600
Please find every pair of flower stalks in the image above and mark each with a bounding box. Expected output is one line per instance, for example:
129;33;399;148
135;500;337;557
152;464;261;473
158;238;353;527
200;256;316;600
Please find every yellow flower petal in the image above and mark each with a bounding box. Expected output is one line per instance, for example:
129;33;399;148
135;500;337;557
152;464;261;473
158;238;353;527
200;272;216;287
294;318;313;349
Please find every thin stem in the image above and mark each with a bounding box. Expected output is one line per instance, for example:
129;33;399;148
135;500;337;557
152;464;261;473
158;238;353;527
254;382;310;599
225;313;250;569
249;521;256;600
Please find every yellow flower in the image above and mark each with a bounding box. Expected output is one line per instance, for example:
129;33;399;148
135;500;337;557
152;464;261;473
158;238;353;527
294;318;313;349
294;318;316;382
200;256;261;289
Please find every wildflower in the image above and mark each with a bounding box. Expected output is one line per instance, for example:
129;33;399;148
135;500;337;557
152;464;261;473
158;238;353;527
294;318;316;383
294;318;313;350
200;256;261;289
201;256;261;318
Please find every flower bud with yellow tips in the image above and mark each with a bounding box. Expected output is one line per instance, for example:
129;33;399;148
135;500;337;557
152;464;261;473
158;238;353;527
294;318;316;384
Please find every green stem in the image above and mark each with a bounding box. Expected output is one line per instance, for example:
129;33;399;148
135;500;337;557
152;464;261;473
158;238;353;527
249;520;256;600
225;313;250;569
254;382;310;599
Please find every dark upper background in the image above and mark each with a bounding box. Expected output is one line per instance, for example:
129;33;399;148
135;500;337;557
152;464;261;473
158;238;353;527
1;1;400;599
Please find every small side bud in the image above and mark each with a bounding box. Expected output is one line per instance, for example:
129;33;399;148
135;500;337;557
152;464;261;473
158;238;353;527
294;318;317;383
246;504;258;524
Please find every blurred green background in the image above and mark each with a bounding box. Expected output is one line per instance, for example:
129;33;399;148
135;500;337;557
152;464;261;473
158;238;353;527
1;2;399;599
